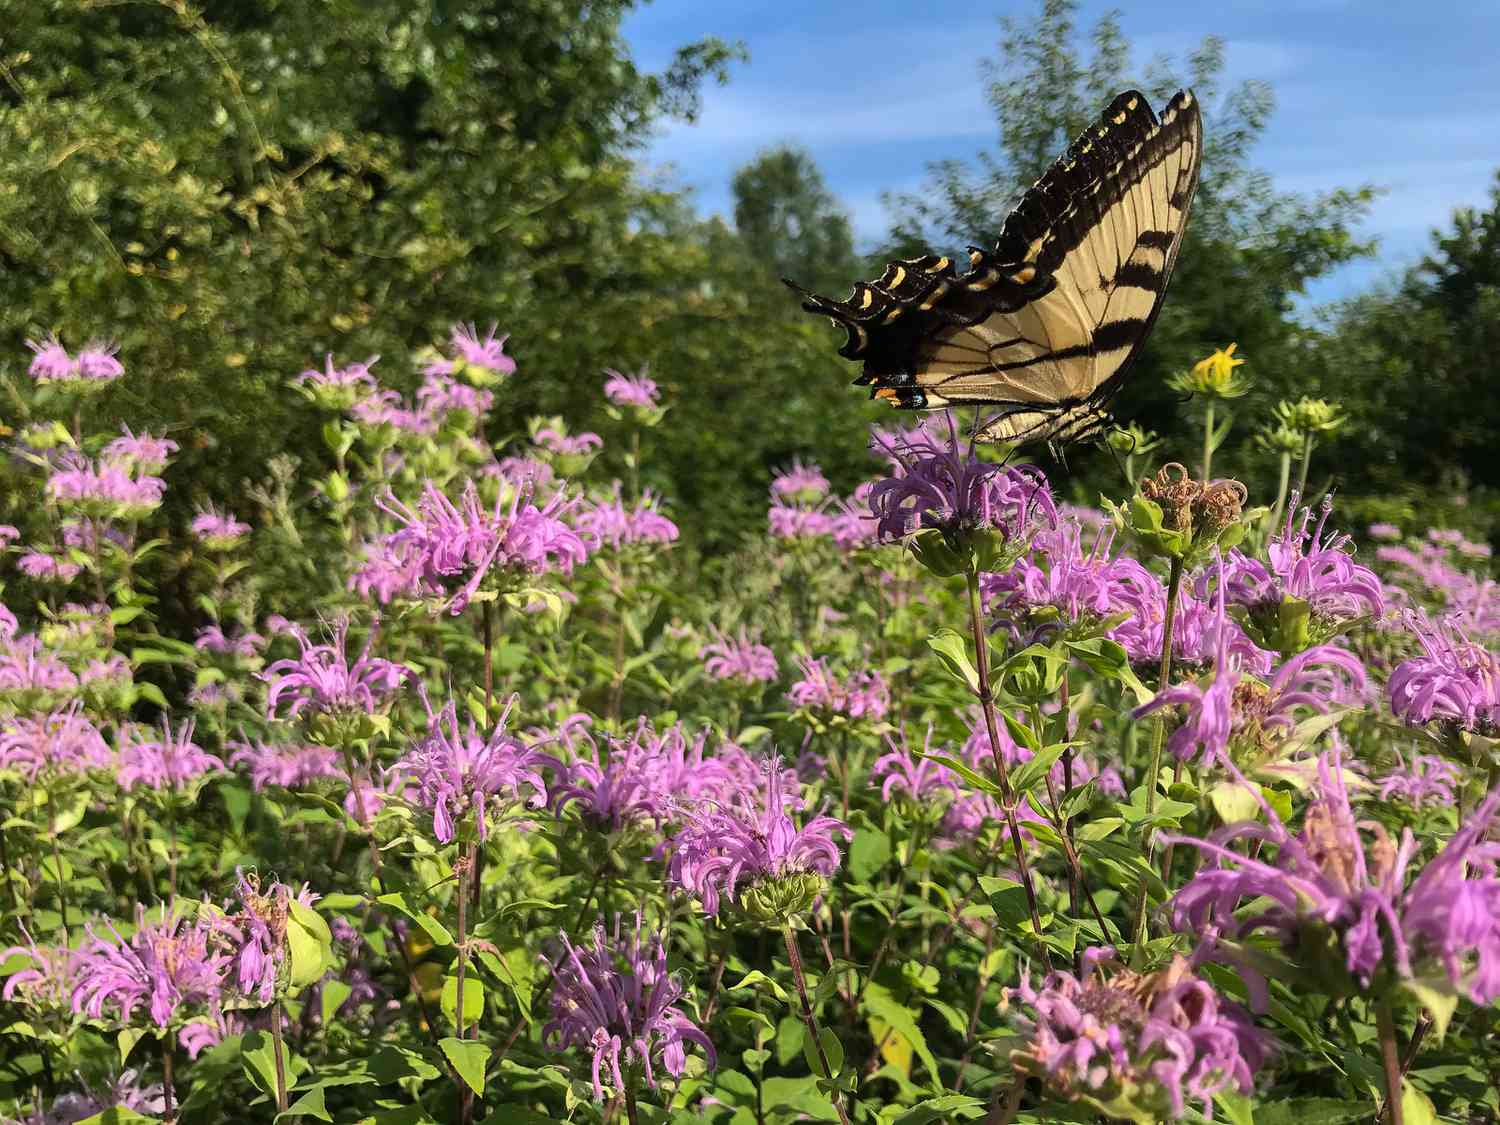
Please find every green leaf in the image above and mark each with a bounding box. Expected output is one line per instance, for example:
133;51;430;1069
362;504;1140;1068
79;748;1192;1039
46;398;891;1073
801;1025;845;1079
439;1037;490;1096
1214;1088;1255;1125
890;1094;988;1124
321;979;353;1025
1400;1080;1438;1125
1254;1100;1374;1125
1207;780;1260;825
862;981;938;1083
364;1045;443;1084
910;750;1002;798
375;893;454;946
727;969;791;1003
848;828;892;882
1009;742;1069;797
441;974;485;1030
999;709;1040;753
73;1109;157;1125
276;1086;332;1122
241;1030;281;1096
1401;976;1461;1041
286;908;330;990
925;628;979;693
117;1025;147;1067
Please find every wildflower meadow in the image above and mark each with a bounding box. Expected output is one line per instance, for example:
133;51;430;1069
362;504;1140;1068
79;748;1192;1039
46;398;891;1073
1;324;1497;1125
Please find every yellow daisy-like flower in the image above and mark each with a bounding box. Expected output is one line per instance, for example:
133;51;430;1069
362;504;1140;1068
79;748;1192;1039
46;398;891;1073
1168;342;1252;399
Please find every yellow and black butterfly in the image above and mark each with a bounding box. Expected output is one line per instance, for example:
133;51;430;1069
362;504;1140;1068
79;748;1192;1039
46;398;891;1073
787;89;1202;450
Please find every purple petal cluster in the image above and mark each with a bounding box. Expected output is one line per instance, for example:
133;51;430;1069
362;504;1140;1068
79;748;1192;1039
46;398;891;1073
228;738;341;791
770;458;830;502
1170;754;1500;1005
355;479;588;613
102;426;178;474
867;413;1055;543
1378;751;1461;809
574;488;680;551
1004;949;1271;1120
72;906;234;1051
787;656;889;722
425;322;517;379
394;693;552;844
263;617;408;721
871;724;960;804
535;427;603;458
700;627;778;685
45;453;165;519
191;505;252;549
194;624;265;660
1217;497;1384;626
1389;612;1500;734
665;760;850;916
603;367;661;409
0;704;112;780
296;353;380;409
17;551;83;584
232;869;320;1003
25;336;125;385
117;718;222;791
544;913;715;1100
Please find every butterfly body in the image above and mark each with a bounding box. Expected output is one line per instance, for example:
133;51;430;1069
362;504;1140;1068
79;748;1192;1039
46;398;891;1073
788;89;1203;448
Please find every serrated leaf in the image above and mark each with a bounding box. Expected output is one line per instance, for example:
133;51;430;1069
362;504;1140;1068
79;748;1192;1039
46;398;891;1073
276;1086;332;1122
439;1038;490;1096
848;828;891;882
1401;976;1460;1041
890;1094;988;1124
320;979;353;1025
862;981;938;1083
441;974;484;1030
728;969;790;1003
925;628;979;693
1010;742;1069;797
375;893;454;946
801;1025;844;1080
910;750;1002;798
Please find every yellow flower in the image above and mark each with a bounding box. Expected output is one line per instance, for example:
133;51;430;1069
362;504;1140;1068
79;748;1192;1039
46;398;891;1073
1167;343;1251;399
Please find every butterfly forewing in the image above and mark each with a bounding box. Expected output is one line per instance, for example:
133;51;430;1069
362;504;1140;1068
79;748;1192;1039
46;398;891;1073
787;89;1203;448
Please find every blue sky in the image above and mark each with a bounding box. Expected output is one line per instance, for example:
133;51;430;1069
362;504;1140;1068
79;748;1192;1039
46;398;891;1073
621;1;1500;310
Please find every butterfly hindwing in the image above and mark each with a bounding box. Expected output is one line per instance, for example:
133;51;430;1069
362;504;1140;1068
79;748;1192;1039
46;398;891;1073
787;89;1202;447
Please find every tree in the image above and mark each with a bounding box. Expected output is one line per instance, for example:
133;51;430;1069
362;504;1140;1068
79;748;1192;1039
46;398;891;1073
732;146;858;294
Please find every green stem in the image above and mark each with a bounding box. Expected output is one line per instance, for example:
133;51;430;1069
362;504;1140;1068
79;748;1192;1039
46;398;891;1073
162;1031;177;1124
966;568;1051;968
782;926;852;1125
456;840;475;1125
1133;555;1184;954
1294;433;1314;502
47;799;68;940
1201;400;1215;481
624;1085;641;1125
1269;451;1292;537
1377;999;1405;1125
270;999;290;1112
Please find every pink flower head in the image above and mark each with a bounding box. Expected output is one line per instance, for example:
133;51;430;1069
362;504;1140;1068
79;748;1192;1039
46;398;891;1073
296;353;380;409
574;487;679;552
700;627;778;685
26;335;74;382
45;454;165;519
553;719;736;832
543;913;715;1101
232;869;320;1003
103;426;178;474
768;499;834;540
0;704;112;781
228;738;341;791
787;656;889;722
1368;522;1402;542
72;906;233;1047
1378;751;1461;809
76;343;125;382
17;551;83;585
828;482;879;551
535;428;603;458
1389;611;1500;734
770;458;830;503
263;617;408;721
603;367;661;409
117;718;222;791
665;759;851;916
194;624;265;660
868;412;1055;545
1004;949;1271;1120
871;724;960;804
417;371;495;421
191;505;251;549
427;322;516;379
394;692;553;844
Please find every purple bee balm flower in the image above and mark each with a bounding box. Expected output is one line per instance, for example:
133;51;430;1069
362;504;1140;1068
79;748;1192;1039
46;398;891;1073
1378;751;1461;809
72;906;233;1050
828;482;879;551
427;322;516;379
1169;753;1500;1007
0;704;112;781
553;719;733;832
191;505;251;549
0;602;17;638
17;551;83;584
362;479;588;614
3;930;78;1013
0;636;80;707
394;692;552;844
1216;495;1385;629
535;427;603;457
768;499;834;540
867;412;1056;544
417;371;494;421
666;760;850;917
26;335;74;381
263;617;408;721
228;738;342;791
102;425;178;474
1368;521;1402;541
1003;948;1271;1121
544;913;715;1101
45;455;165;520
21;1069;165;1125
603;367;661;409
871;724;960;804
770;458;830;502
75;343;125;382
700;626;778;685
232;868;320;1003
1389;611;1500;734
349;388;437;435
574;487;680;552
296;353;380;409
787;656;890;722
194;624;265;660
117;718;222;791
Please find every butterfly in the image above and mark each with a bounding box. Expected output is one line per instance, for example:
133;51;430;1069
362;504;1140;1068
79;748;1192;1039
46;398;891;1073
787;89;1203;450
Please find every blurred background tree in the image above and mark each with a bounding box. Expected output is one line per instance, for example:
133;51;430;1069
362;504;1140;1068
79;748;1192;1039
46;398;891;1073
2;0;1495;553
